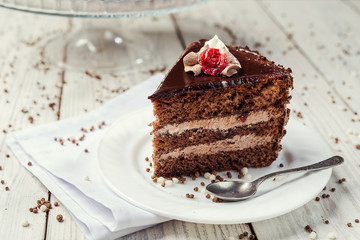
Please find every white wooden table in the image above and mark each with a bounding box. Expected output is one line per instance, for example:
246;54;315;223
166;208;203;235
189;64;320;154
0;0;360;239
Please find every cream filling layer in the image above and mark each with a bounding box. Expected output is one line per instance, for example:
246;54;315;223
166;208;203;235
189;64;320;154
155;110;281;136
158;134;273;160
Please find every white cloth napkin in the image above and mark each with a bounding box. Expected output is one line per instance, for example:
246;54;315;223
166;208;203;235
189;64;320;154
7;74;170;240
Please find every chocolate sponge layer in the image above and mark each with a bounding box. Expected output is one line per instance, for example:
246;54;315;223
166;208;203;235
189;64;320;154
151;78;292;129
153;140;282;178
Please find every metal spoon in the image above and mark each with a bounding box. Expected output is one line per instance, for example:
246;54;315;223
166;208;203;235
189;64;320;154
206;155;344;201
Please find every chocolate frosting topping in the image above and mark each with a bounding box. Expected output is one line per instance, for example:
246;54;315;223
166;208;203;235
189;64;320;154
149;39;292;101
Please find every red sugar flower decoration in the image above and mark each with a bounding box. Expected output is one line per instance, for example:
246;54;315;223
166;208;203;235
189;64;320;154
199;48;227;76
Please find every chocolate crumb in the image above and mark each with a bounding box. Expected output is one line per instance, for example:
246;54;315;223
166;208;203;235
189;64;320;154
322;193;327;198
342;178;346;182
54;202;59;207
186;193;190;198
355;219;359;223
5;186;9;191
243;232;248;237
33;209;38;214
216;175;224;181
0;180;3;184
5;154;9;158
145;157;149;161
330;188;336;192
179;177;186;184
304;225;313;233
56;214;63;222
194;187;198;192
239;233;244;239
249;235;255;240
0;166;2;170
279;163;284;168
146;168;150;172
206;194;211;199
27;161;32;166
28;116;34;124
315;197;320;201
323;186;327;191
356;144;360;150
191;176;196;180
325;220;329;224
84;149;89;153
149;163;152;167
190;194;194;199
161;183;165;187
29;208;33;212
347;223;352;227
200;182;205;186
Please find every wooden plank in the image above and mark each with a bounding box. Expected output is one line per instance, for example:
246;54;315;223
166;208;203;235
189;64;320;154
175;0;360;239
45;194;86;240
0;8;67;240
122;221;251;240
261;0;360;112
346;0;360;11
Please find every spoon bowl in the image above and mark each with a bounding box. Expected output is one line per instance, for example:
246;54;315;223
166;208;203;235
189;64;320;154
206;156;344;201
206;181;258;201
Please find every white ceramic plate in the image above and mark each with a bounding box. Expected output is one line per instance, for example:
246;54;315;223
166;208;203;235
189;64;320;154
98;107;332;224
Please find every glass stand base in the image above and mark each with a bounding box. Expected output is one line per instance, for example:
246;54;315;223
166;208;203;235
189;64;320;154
42;27;154;71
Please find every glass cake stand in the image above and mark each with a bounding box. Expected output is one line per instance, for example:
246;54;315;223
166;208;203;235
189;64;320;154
0;0;208;71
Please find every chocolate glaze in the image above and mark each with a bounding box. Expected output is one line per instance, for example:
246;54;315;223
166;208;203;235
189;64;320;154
149;39;293;101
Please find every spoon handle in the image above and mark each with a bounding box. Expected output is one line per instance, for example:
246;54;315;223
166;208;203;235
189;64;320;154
254;155;344;184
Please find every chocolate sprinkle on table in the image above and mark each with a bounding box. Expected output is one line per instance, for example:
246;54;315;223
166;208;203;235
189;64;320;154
56;214;63;222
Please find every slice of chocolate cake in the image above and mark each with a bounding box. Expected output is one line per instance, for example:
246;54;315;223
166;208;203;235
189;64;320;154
149;35;293;178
